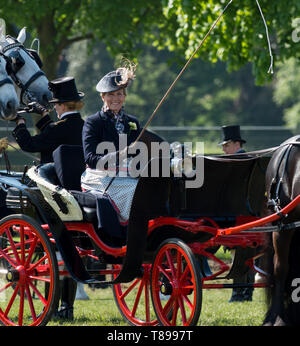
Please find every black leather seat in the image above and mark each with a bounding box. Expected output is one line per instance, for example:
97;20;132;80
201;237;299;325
52;145;97;219
52;145;127;245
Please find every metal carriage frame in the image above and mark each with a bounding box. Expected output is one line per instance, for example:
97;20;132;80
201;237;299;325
0;150;297;327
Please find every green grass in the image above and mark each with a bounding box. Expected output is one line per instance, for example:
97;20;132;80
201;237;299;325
47;284;267;326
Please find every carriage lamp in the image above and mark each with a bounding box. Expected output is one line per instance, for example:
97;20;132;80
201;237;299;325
170;156;194;177
170;142;194;177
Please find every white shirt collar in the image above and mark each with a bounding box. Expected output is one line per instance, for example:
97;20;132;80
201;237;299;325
59;111;79;120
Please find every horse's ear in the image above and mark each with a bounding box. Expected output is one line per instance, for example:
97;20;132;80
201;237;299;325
0;18;6;43
17;27;26;44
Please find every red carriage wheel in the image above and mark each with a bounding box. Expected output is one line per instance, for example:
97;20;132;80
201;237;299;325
0;215;59;326
112;264;158;326
150;238;202;326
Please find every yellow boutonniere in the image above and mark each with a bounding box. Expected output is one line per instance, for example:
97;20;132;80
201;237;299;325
128;122;137;131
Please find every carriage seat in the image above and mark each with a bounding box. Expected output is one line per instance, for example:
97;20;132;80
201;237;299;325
52;144;86;191
31;145;128;242
25;145;96;222
52;144;98;221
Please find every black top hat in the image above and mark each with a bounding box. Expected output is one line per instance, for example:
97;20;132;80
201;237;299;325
48;77;84;103
96;70;129;93
218;125;246;145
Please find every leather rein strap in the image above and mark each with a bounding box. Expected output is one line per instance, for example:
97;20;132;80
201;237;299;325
1;41;45;104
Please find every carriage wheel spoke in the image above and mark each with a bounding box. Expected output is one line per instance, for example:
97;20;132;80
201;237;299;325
144;277;151;323
118;278;140;300
18;285;25;326
165;250;176;278
28;275;50;283
178;295;187;324
171;297;179;325
157;265;172;283
0;281;13;294
180;265;190;284
28;279;47;306
24;236;38;268
0;248;18;268
161;293;175;316
176;251;182;279
28;254;48;272
25;283;37;321
182;293;193;311
5;228;21;265
4;283;19;317
20;225;25;264
131;279;144;318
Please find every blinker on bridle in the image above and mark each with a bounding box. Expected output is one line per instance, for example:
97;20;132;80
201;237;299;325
1;40;45;104
0;55;14;88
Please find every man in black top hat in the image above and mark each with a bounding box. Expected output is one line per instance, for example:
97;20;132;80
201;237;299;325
218;125;254;302
219;125;246;154
12;76;84;163
12;76;85;320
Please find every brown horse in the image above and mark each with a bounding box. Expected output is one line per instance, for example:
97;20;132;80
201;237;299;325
264;136;300;325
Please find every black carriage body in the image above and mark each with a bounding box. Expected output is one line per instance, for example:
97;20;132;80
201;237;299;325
172;155;270;221
0;150;270;285
116;154;270;282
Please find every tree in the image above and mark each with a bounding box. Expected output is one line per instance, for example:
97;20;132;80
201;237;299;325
153;0;300;84
67;40;283;131
0;0;164;79
273;58;300;129
1;1;300;84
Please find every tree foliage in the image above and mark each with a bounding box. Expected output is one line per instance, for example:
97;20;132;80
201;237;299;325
273;58;300;129
66;40;282;131
0;0;163;78
1;1;299;83
153;0;300;84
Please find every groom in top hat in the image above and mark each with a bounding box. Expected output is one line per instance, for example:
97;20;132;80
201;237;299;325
12;76;84;164
218;125;255;302
12;77;85;320
13;77;84;320
219;125;246;155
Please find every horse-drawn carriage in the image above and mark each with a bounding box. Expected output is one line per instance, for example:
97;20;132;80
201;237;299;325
0;26;298;327
0;141;275;326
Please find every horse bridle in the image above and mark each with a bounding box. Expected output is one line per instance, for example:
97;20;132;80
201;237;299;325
0;55;14;88
0;40;45;104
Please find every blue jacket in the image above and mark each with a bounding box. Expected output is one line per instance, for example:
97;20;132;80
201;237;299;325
82;110;140;169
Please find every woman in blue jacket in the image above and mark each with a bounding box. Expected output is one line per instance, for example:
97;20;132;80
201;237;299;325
82;64;140;170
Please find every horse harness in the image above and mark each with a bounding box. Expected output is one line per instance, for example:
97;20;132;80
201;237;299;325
267;141;300;217
0;37;45;104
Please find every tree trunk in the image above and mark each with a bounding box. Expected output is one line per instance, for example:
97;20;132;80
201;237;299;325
36;14;68;80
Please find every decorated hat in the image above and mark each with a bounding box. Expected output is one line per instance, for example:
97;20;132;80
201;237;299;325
96;69;131;93
48;77;84;103
218;125;246;145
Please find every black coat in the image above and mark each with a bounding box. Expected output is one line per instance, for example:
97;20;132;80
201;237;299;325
12;113;84;164
82;110;140;169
